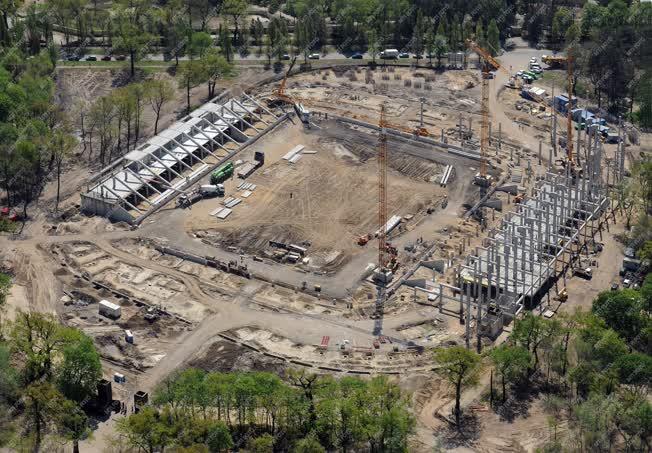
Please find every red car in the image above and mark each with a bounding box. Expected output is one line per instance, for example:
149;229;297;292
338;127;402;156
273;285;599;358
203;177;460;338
1;207;20;222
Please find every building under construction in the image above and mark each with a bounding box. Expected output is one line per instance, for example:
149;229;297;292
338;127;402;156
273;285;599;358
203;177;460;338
80;94;281;224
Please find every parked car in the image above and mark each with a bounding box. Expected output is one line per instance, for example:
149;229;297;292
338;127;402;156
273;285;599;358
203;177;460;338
114;55;127;61
308;53;320;60
399;52;410;58
281;54;291;60
482;71;495;79
351;53;363;59
412;54;423;59
101;55;111;61
85;56;97;61
530;56;538;63
66;55;81;61
610;283;619;291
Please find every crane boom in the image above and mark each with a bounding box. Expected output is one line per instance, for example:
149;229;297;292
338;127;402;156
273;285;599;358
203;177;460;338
566;52;575;170
378;104;388;271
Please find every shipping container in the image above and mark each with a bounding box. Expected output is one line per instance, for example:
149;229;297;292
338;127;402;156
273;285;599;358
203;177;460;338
99;300;121;319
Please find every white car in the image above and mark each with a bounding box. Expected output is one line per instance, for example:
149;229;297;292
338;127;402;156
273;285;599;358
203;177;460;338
530;57;538;63
308;53;320;60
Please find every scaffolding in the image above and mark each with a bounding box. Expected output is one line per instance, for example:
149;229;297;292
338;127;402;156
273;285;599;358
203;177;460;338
419;169;611;350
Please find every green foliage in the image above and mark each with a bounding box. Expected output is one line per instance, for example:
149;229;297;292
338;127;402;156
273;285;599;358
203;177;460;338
490;344;531;401
592;289;645;344
206;422;233;452
117;406;173;453
434;346;481;426
486;19;500;56
248;433;274;452
293;434;325;453
56;330;102;403
135;369;415;452
0;273;10;314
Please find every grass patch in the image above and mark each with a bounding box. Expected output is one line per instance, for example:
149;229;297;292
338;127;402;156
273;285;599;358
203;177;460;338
0;218;16;233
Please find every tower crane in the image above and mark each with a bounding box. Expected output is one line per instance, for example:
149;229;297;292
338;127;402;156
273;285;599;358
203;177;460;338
565;51;576;174
465;39;504;189
372;103;395;336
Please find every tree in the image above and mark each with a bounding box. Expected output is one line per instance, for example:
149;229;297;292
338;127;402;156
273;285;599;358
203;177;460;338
434;346;482;427
206;421;233;453
615;353;652;390
57;399;91;453
551;8;573;48
9;311;66;383
51;128;77;211
117;407;172;453
0;343;18;403
475;19;485;49
24;381;66;450
293;434;325;453
641;272;652;315
57;330;102;403
177;60;204;114
0;273;10;332
200;50;234;99
366;29;379;64
113;10;154;78
490;344;531;402
592;289;644;343
190;31;214;59
433;35;448;68
218;26;234;63
512;313;558;373
486;19;500;56
221;0;248;45
247;433;274;453
144;78;174;135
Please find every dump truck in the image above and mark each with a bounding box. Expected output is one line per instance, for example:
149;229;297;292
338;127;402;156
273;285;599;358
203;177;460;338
210;162;234;185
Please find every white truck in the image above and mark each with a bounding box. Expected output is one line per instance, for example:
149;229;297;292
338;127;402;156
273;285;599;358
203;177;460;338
380;49;399;59
199;184;225;197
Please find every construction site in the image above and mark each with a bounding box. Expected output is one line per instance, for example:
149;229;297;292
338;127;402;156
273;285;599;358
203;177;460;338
1;40;642;451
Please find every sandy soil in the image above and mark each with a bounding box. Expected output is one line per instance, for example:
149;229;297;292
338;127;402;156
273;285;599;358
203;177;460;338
185;120;447;271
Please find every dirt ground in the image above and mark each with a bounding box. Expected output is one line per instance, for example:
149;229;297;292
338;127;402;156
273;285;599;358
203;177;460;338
1;47;646;453
186;120;448;272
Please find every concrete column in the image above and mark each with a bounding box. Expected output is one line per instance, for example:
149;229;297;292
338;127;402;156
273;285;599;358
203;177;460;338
488;122;492;145
538;141;542;165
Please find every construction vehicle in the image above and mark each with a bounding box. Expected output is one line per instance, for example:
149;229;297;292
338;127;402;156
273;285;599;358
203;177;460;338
573;267;593;280
210;162;234;185
357;233;371;246
554;288;568;302
542;55;568;69
465;39;501;190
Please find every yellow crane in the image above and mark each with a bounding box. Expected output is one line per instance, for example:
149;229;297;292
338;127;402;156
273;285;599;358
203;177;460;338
465;39;502;188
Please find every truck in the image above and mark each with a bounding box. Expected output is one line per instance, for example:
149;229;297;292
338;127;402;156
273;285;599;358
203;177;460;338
294;103;311;123
199;184;225;197
541;55;568;69
573;267;593;280
210;162;234;185
380;49;399;59
99;300;121;319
